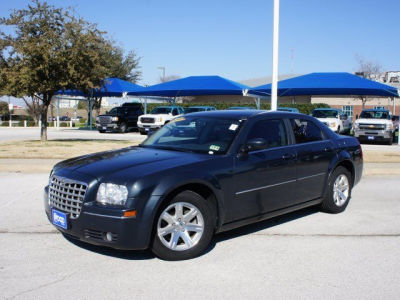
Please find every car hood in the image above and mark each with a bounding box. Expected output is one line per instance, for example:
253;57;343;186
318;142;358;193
139;114;171;118
53;147;208;181
355;118;391;124
316;117;339;123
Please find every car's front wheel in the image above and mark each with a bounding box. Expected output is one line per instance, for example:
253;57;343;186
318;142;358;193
151;191;215;260
321;166;352;213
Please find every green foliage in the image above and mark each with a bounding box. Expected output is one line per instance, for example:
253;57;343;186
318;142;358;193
0;101;9;115
77;101;88;110
79;118;86;124
144;102;330;115
60;122;69;127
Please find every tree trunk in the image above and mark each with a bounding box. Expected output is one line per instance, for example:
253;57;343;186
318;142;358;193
40;93;53;141
40;104;49;141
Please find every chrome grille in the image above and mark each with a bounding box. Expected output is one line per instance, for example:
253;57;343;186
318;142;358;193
49;175;87;219
140;117;155;124
99;116;112;124
359;123;385;130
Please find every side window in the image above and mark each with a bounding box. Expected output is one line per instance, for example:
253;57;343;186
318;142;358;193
246;119;288;150
290;118;323;144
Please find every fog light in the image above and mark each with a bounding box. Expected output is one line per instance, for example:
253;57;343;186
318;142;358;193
105;232;113;242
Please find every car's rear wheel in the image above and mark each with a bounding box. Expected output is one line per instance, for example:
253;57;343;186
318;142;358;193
151;191;215;260
98;130;106;133
321;166;352;213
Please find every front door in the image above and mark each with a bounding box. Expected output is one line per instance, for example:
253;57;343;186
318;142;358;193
229;119;297;223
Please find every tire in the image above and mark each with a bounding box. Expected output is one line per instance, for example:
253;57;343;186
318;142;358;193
139;131;147;135
151;191;215;261
336;126;341;134
386;137;393;145
98;130;106;133
119;123;127;133
321;166;352;214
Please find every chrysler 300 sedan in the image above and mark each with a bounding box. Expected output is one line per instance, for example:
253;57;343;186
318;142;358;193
44;110;363;260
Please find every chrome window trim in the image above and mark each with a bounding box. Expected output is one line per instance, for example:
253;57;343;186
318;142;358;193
235;172;326;195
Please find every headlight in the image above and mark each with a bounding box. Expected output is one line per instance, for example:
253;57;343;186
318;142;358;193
111;116;119;122
96;117;99;122
354;123;360;129
157;117;163;122
329;121;337;127
96;183;128;206
386;123;393;131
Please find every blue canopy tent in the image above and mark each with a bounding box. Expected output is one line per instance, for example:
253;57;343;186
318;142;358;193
55;78;144;129
245;72;399;98
128;75;250;97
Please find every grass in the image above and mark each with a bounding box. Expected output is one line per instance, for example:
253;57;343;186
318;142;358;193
0;139;138;159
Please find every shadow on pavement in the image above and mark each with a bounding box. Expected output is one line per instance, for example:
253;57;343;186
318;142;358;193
62;206;319;260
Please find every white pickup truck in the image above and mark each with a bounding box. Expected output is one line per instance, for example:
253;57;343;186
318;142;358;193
311;108;352;134
353;109;394;145
137;106;185;135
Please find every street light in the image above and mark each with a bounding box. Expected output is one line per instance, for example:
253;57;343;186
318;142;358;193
158;66;166;82
271;0;280;111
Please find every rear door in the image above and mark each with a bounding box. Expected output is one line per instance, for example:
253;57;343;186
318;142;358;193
289;118;335;203
230;118;297;222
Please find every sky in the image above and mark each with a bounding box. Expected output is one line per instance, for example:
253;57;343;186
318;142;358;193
1;0;399;87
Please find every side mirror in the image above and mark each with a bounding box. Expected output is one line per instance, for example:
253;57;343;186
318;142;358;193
355;114;359;119
106;111;109;114
243;138;267;152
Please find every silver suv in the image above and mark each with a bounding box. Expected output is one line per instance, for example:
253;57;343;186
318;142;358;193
354;109;394;145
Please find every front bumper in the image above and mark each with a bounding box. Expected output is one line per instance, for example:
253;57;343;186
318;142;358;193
44;186;152;250
354;128;393;141
137;123;162;133
96;122;119;131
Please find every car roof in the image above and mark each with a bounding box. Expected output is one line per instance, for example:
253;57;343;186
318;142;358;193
187;106;215;108
183;109;309;120
362;108;390;112
153;106;180;108
313;108;340;111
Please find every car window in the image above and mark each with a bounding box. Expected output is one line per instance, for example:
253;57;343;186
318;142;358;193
246;119;288;150
290;119;323;144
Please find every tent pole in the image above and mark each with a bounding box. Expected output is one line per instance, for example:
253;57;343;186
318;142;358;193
89;98;93;130
271;0;280;111
56;97;60;130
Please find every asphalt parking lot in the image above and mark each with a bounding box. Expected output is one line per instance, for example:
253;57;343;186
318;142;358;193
1;173;399;299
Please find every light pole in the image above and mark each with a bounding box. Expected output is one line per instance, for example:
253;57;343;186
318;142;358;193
271;0;280;111
158;66;166;82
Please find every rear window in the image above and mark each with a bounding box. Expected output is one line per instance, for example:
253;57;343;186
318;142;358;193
290;119;324;143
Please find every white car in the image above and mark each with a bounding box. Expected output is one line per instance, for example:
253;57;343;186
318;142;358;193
353;109;394;145
137;106;184;135
311;108;352;134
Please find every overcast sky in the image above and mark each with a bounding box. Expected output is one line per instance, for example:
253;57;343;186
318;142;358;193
1;0;399;89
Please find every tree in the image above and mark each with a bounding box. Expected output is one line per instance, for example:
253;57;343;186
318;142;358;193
0;101;8;118
355;55;382;109
22;95;43;125
0;1;139;140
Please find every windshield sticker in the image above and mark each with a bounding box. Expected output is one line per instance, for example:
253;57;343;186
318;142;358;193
229;124;238;131
170;117;185;123
208;151;214;155
209;145;220;151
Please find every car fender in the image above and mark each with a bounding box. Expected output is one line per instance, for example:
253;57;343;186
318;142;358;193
136;173;224;248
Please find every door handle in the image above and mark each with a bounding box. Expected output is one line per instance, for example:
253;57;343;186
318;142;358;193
324;147;333;152
282;153;295;160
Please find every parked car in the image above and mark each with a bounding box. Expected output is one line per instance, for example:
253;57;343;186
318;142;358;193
137;106;184;135
392;115;399;142
59;115;71;121
353;109;394;145
277;107;299;113
311;108;352;134
45;110;362;260
95;103;143;133
184;106;216;114
226;106;256;110
71;116;83;122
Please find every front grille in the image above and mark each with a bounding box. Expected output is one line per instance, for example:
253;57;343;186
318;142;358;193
99;116;112;124
140;117;155;124
49;175;87;219
359;123;385;130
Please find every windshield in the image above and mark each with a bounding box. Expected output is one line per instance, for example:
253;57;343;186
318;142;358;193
108;107;122;114
359;111;390;120
141;116;242;154
151;107;173;114
312;110;338;118
185;107;205;113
